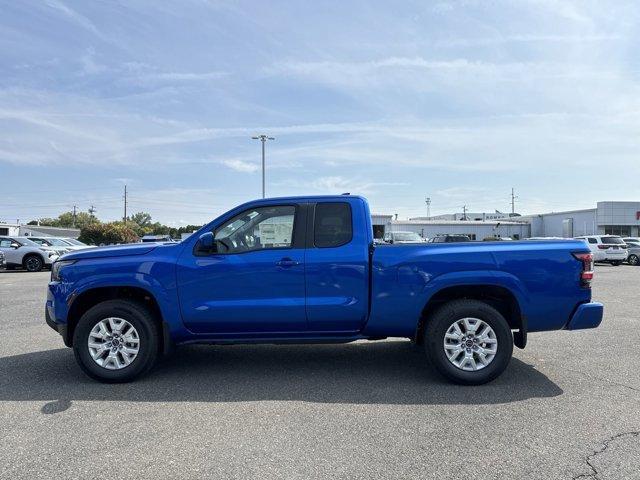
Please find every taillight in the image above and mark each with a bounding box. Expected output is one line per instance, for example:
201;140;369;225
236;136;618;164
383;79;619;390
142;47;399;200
573;252;594;288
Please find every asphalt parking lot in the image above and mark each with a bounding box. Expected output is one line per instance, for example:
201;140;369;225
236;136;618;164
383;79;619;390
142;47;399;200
0;266;638;479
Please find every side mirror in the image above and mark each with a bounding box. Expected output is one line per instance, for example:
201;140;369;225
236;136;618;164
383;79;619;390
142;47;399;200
197;232;216;254
10;242;20;249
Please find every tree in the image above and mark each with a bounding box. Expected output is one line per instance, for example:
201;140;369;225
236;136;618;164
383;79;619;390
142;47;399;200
32;211;99;229
130;212;152;228
79;222;139;245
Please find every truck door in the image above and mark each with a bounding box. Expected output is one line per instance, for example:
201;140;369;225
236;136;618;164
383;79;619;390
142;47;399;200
176;204;307;334
304;201;370;332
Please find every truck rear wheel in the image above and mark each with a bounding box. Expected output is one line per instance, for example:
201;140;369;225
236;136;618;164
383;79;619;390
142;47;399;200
72;300;160;383
424;299;513;385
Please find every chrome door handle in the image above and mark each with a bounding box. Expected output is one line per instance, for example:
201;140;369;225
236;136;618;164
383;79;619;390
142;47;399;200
276;258;299;267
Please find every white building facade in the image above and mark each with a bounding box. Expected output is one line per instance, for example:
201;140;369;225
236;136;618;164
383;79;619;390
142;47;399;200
525;201;640;238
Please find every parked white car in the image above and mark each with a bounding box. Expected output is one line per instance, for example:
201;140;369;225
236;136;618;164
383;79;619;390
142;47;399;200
26;236;73;256
0;236;59;271
383;231;427;244
575;235;628;265
60;237;95;250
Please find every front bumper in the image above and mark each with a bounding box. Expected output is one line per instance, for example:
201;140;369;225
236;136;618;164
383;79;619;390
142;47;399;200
565;302;604;330
46;287;71;346
45;304;68;339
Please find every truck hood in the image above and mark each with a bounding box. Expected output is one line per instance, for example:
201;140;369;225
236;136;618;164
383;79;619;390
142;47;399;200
61;243;158;261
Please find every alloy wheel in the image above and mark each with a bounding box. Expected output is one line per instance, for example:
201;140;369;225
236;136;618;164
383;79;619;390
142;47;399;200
87;317;140;370
443;317;498;371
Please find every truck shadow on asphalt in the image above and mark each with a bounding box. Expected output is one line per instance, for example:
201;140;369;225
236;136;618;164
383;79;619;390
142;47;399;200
0;341;562;408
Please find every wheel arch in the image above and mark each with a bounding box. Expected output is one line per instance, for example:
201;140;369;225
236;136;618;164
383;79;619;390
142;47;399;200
415;283;526;349
65;286;170;353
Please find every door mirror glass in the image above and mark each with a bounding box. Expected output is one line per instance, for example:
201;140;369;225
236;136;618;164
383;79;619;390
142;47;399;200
10;242;20;249
197;232;216;254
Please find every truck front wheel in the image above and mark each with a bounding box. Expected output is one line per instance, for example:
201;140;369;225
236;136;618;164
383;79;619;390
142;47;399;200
72;300;160;383
424;299;513;385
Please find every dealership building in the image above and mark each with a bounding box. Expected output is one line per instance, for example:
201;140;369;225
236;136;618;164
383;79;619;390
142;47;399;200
524;201;640;238
371;201;640;241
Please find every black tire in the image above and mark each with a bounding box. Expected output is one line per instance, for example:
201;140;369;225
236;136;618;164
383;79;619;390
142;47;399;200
628;255;638;266
72;299;160;383
22;254;43;272
424;299;513;385
610;261;621;266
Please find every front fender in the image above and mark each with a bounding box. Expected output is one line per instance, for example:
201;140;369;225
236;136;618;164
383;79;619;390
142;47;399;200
48;256;187;341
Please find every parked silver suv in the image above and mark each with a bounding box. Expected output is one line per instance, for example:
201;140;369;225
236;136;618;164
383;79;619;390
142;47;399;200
0;236;59;272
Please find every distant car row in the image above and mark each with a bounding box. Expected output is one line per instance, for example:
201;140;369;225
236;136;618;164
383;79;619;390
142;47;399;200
576;235;640;266
381;232;473;244
0;236;93;272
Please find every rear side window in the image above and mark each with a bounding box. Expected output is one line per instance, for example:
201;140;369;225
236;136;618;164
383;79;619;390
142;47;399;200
314;202;352;248
587;238;597;244
601;237;625;245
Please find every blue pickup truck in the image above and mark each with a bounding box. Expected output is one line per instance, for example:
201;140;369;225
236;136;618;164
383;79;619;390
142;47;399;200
46;195;603;384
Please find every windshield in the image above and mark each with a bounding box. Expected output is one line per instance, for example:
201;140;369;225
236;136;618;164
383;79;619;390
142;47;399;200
602;236;625;245
43;238;71;246
17;237;39;247
394;232;422;241
64;238;86;246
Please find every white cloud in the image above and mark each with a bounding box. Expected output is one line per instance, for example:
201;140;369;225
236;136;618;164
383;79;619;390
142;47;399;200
219;158;260;173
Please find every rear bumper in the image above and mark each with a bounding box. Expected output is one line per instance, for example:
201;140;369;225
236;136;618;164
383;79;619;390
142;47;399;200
565;302;604;330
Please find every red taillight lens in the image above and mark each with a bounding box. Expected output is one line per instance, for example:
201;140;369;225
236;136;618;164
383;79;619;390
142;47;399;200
573;252;594;288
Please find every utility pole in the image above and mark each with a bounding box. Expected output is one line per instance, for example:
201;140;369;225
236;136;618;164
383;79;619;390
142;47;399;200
251;135;275;198
72;205;77;228
511;187;518;215
425;197;431;218
123;185;128;223
88;205;96;216
461;205;468;220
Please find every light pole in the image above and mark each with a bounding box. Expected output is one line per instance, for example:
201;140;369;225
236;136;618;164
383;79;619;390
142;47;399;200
251;134;275;198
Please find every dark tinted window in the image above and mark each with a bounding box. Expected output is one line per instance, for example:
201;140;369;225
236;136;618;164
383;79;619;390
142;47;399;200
446;235;471;242
587;238;597;244
314;203;352;248
602;236;625;245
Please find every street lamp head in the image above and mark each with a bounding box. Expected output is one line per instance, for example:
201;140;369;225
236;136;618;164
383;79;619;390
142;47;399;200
251;136;260;140
268;137;275;140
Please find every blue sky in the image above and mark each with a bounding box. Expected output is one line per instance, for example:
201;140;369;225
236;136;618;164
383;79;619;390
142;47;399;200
1;0;639;226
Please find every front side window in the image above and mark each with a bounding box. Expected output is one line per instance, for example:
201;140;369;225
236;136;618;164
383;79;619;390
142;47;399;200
314;202;352;248
0;238;12;248
213;205;295;254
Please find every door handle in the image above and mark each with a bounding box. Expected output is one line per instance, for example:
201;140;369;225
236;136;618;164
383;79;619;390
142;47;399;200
276;258;299;267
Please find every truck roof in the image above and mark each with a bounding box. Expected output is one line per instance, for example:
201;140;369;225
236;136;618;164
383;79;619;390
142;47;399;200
247;194;366;203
